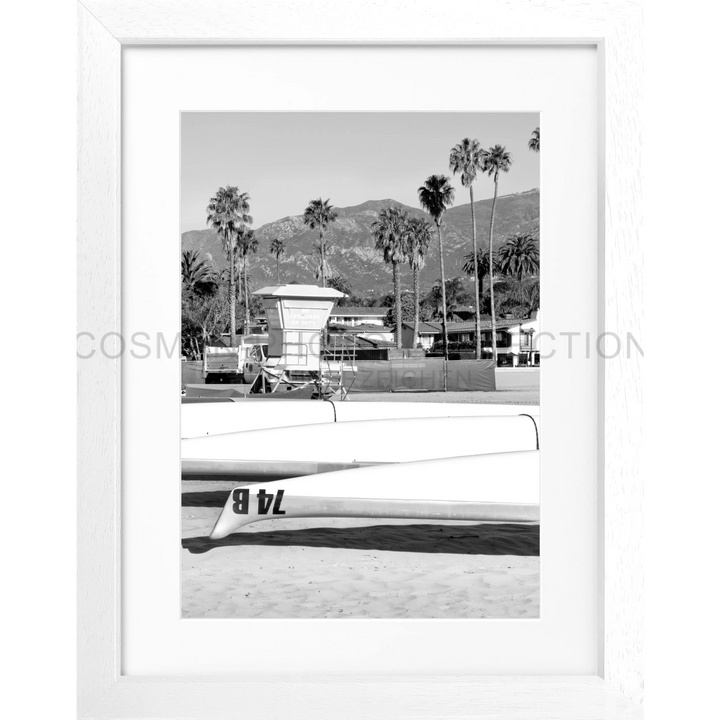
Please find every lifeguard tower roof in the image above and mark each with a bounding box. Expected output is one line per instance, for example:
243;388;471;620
253;284;345;298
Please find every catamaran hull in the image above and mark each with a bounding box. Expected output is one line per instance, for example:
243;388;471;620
209;450;539;538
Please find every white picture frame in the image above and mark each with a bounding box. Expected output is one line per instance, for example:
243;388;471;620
77;1;643;717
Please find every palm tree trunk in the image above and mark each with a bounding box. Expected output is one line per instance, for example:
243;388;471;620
393;262;402;350
228;231;237;347
469;184;482;361
437;221;449;392
320;229;326;287
243;256;251;334
276;255;280;284
488;177;499;363
412;263;420;350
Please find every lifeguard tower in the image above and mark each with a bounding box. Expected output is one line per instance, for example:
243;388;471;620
250;284;348;395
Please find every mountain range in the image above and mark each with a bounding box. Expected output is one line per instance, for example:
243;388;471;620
181;188;539;296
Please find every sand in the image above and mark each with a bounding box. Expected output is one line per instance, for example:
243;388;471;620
182;480;539;619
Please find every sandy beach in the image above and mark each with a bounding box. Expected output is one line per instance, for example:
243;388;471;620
182;480;539;619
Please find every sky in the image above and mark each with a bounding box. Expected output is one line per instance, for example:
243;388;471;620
181;113;539;232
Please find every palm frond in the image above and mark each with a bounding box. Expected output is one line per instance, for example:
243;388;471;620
528;127;540;152
371;205;409;266
448;137;484;189
495;233;539;281
417;174;455;223
482;145;513;179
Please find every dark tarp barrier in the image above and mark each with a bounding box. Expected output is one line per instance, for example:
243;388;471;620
182;385;319;401
183;384;245;398
181;396;235;404
446;360;497;391
342;359;496;393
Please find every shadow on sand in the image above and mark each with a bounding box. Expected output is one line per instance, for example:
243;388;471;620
183;491;230;508
182;522;539;557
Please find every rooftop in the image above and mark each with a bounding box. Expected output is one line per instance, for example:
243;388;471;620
329;323;393;334
254;284;345;299
327;333;395;349
330;306;387;316
402;318;533;334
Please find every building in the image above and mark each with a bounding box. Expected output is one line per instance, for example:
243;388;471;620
329;306;387;327
401;311;540;365
329;322;394;344
399;321;444;351
326;325;396;361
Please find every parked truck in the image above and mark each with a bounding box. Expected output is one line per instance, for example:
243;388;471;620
203;334;268;383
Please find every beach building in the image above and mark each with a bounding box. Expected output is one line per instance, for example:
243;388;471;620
401;310;540;365
329;323;394;344
399;321;444;351
329;306;386;327
326;325;396;361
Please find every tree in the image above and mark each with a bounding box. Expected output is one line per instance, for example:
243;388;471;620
269;237;286;283
461;247;492;317
372;206;409;350
312;251;333;285
327;274;353;302
494;233;539;319
449;137;485;359
234;227;259;334
206;187;252;346
382;291;423;329
494;276;539;318
418;174;455;366
528;127;540;152
181;286;226;359
481;145;513;362
302;198;338;287
181;249;217;296
405;216;432;349
496;233;539;281
423;278;473;322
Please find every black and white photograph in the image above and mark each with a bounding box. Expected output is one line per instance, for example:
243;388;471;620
73;0;648;720
180;112;541;619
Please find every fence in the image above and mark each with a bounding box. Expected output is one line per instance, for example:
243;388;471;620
342;359;496;393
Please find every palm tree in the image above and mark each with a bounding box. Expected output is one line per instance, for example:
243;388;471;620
461;247;492;337
496;233;539;281
312;251;332;285
418;174;455;364
302;198;338;287
372;206;409;350
494;275;540;317
269;237;285;284
206;187;252;345
234;227;259;334
528;127;540;152
449;137;485;359
405;216;432;349
181;249;216;293
481;145;513;362
424;278;473;321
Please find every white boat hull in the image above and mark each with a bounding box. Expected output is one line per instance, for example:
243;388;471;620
182;415;539;479
181;399;539;439
209;450;539;538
